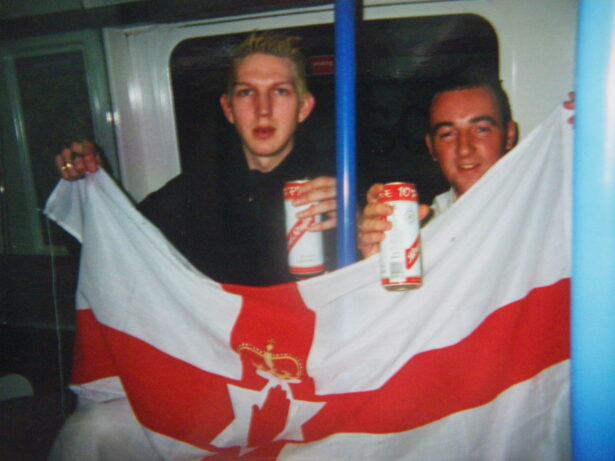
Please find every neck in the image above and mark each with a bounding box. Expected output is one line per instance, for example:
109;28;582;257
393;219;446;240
243;146;293;173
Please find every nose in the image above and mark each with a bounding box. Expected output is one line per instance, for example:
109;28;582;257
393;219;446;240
256;92;272;116
457;129;473;157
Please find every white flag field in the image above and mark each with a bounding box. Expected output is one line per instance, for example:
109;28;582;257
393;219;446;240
45;107;572;460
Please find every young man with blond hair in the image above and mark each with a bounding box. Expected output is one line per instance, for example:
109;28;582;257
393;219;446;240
50;32;336;460
57;32;337;286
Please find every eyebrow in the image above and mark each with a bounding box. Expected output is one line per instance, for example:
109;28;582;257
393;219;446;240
233;80;295;87
470;115;501;126
430;115;502;135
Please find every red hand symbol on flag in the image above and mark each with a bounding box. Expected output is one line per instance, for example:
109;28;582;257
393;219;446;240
247;385;290;447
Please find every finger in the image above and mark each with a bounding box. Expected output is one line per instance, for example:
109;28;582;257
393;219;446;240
359;228;387;244
81;142;101;173
359;217;391;233
366;183;384;204
83;152;101;173
303;176;336;190
295;177;336;205
77;140;97;162
294;187;336;205
363;202;393;219
358;233;383;258
297;199;336;219
56;147;84;180
71;140;101;174
296;176;335;196
65;162;85;180
563;91;576;110
359;243;380;259
82;139;96;151
309;216;337;232
60;147;74;165
56;153;72;180
299;176;335;190
71;154;87;174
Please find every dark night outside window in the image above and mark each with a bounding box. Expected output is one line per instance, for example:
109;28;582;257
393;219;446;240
170;15;498;204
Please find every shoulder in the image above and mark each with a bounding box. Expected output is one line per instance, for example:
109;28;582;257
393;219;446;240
430;189;457;218
137;172;214;222
139;173;197;206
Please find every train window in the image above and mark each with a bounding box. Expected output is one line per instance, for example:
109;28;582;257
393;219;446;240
170;14;498;203
0;30;116;256
16;52;94;246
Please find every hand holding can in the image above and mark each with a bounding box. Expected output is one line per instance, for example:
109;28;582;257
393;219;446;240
378;182;423;290
284;180;325;278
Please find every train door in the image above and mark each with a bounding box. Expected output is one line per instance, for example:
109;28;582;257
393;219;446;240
0;30;117;455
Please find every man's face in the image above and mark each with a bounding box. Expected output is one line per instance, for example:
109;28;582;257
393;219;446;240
220;53;315;172
425;87;517;196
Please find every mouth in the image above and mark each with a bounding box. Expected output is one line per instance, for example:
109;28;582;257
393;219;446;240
458;163;480;171
253;126;275;139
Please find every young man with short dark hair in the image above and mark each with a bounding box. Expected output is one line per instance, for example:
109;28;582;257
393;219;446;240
358;75;519;257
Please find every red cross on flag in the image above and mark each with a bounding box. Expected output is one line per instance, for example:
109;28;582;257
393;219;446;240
46;107;572;460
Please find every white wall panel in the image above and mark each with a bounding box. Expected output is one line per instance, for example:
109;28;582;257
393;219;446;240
104;1;577;200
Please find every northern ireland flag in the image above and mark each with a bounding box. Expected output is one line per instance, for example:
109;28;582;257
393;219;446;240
45;107;572;460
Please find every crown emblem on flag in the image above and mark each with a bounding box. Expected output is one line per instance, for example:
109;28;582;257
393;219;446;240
238;340;303;381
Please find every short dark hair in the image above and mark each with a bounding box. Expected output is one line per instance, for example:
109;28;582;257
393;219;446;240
226;31;310;99
427;70;513;129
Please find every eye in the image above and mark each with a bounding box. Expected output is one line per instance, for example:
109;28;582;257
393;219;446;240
235;88;252;97
474;121;498;136
475;125;492;134
436;129;455;141
274;87;291;96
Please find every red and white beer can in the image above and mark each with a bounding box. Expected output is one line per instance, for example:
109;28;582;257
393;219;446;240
378;182;423;290
284;180;325;277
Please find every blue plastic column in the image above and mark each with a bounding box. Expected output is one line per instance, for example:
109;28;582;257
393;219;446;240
335;0;358;266
572;1;615;459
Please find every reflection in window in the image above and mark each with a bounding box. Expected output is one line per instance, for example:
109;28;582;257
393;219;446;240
170;15;497;203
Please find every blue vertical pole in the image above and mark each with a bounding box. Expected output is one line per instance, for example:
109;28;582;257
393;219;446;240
335;0;358;266
572;1;615;459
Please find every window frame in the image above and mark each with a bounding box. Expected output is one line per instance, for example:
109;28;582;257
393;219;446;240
0;29;118;254
103;0;576;201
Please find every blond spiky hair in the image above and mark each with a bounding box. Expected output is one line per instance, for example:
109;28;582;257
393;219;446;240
226;31;310;99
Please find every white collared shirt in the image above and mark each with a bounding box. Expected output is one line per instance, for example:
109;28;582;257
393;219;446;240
430;188;457;219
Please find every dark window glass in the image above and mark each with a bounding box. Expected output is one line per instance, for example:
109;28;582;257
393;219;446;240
170;14;497;203
15;51;94;244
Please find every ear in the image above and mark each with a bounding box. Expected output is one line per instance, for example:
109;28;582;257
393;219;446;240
298;93;316;123
425;133;437;162
505;121;518;152
220;95;235;124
